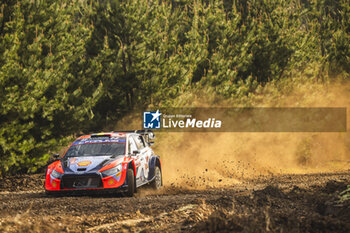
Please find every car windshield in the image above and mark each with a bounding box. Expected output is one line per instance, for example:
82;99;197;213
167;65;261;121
65;142;126;157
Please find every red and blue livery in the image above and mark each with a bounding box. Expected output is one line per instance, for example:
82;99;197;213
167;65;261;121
44;130;162;196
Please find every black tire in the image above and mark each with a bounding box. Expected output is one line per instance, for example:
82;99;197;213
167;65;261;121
151;166;162;190
126;168;135;197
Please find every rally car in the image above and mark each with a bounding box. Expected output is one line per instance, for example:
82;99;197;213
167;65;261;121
44;130;162;196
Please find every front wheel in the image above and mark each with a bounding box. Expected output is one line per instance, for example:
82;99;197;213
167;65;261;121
126;168;135;197
151;166;162;190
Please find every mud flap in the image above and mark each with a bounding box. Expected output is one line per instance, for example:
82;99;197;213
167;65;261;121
148;156;161;181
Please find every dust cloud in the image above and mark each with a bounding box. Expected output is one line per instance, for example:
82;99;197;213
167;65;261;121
116;79;350;189
155;131;349;189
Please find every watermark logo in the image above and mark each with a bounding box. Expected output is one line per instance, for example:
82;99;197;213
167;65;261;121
143;110;161;129
142;108;346;132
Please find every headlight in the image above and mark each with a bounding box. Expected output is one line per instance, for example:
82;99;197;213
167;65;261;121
101;164;122;177
51;169;63;179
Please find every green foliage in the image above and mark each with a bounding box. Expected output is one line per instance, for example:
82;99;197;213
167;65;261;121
0;0;349;175
0;0;96;174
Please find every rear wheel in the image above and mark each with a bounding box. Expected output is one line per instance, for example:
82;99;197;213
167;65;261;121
151;166;162;190
126;168;135;197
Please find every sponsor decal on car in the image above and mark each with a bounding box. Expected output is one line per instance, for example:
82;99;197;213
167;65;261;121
73;138;126;145
77;161;92;167
70;158;77;165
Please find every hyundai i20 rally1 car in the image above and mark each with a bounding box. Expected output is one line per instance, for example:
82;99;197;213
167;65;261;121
44;130;162;196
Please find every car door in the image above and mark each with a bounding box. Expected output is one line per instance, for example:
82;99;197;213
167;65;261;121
132;135;150;183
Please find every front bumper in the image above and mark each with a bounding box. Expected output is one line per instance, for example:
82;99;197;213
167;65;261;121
45;169;127;193
60;174;103;189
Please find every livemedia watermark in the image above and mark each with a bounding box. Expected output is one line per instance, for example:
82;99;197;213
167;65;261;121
142;108;347;132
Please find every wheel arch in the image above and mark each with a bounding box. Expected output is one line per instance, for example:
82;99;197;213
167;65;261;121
148;155;161;181
127;160;137;176
126;160;137;193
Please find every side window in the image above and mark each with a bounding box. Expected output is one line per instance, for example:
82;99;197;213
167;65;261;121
139;136;147;148
128;137;138;154
134;135;146;150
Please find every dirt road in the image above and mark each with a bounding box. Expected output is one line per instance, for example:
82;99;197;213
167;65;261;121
0;172;349;232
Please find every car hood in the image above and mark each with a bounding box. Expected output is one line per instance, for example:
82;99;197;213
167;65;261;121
62;155;121;173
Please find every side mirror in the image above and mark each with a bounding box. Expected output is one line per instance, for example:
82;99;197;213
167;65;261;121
132;150;140;155
52;153;60;159
148;132;155;140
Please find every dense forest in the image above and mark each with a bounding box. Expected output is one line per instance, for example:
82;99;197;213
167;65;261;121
0;0;349;175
